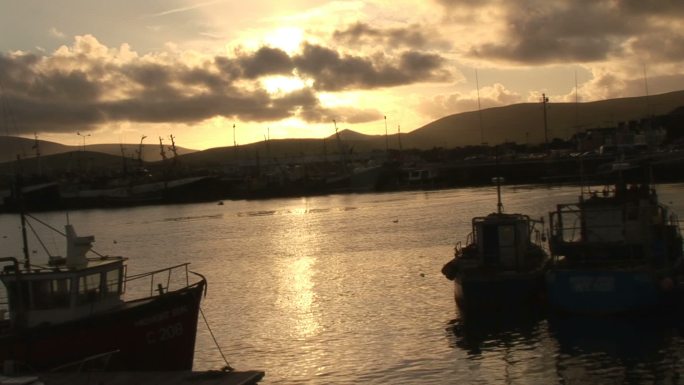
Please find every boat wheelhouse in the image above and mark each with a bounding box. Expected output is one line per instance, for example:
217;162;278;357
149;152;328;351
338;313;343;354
441;178;548;312
546;182;683;315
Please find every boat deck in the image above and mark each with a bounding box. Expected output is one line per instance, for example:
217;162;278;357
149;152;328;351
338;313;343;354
1;370;265;385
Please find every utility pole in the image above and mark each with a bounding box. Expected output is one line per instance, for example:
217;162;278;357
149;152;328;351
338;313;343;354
384;115;389;154
475;69;484;145
232;123;238;164
77;131;90;152
33;133;41;176
541;93;549;151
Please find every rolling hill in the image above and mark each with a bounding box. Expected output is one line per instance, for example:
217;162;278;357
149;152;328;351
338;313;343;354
0;137;198;163
405;90;684;149
1;90;682;170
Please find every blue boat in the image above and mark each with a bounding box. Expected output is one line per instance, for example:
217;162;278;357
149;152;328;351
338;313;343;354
441;182;548;312
546;181;683;315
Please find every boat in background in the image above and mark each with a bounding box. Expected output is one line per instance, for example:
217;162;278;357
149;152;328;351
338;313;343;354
441;177;549;312
546;179;683;315
0;213;206;372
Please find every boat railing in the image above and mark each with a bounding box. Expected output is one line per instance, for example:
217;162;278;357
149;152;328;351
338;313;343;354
123;263;194;299
454;241;462;256
0;295;8;321
550;205;629;244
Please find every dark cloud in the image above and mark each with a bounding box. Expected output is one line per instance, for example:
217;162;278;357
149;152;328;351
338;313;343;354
469;2;632;64
435;0;684;65
294;43;450;91
29;70;102;101
121;62;181;100
237;46;294;78
629;32;684;62
299;104;383;124
1;37;439;135
617;0;684;16
332;22;451;50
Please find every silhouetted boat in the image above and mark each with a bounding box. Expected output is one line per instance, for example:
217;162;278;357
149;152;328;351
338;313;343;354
546;180;683;315
441;178;549;312
0;214;206;372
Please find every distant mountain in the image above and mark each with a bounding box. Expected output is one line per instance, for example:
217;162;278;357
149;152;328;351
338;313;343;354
0;136;198;163
172;91;684;167
1;91;682;169
405;90;684;149
0;137;72;163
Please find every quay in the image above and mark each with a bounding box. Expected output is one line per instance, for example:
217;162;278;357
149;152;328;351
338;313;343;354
0;370;265;385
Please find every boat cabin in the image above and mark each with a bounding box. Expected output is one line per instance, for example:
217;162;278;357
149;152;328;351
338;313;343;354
471;213;540;271
549;183;682;265
0;225;126;329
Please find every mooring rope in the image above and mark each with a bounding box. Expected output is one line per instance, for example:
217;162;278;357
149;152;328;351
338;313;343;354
199;306;234;372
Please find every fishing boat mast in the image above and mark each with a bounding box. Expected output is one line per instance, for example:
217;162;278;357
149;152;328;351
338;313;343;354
136;135;147;168
495;146;503;214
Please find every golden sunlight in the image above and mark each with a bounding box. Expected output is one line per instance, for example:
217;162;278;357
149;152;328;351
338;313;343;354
274;209;322;338
264;27;304;54
262;75;308;94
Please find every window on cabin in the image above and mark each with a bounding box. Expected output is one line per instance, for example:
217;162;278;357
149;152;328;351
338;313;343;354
498;225;517;268
77;273;102;304
104;268;121;297
31;279;71;309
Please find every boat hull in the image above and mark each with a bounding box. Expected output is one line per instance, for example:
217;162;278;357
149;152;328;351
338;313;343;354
454;271;546;313
0;280;205;371
546;268;677;315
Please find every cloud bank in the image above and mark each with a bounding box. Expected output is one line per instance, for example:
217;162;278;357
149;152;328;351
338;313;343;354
0;33;451;135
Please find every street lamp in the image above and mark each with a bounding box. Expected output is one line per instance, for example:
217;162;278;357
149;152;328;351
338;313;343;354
77;131;91;152
541;93;549;151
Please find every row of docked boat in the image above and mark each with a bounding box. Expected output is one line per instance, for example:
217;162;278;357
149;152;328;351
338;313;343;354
441;178;683;316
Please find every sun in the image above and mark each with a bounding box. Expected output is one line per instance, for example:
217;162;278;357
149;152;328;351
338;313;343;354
264;27;304;54
262;75;311;95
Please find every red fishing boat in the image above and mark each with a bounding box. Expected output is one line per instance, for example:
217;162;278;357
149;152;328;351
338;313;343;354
0;213;206;372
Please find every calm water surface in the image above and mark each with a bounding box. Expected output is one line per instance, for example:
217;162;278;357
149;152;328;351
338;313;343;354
2;184;684;384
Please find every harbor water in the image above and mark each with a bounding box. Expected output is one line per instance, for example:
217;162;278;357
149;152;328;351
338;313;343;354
2;184;684;384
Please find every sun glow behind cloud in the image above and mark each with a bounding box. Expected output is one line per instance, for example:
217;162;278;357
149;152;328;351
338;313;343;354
262;75;309;95
264;27;304;54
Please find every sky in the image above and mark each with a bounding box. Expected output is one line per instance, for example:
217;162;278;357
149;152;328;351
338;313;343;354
1;0;683;150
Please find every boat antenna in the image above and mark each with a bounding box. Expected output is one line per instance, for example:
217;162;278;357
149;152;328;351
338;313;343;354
158;136;167;162
13;156;30;268
168;134;179;169
495;146;503;214
137;135;147;167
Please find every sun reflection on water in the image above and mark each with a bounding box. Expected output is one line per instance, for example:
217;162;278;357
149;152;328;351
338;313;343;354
274;207;322;338
277;255;319;337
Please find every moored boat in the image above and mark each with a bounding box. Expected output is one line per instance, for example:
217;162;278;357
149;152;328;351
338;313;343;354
441;181;549;312
0;213;206;372
546;181;683;315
